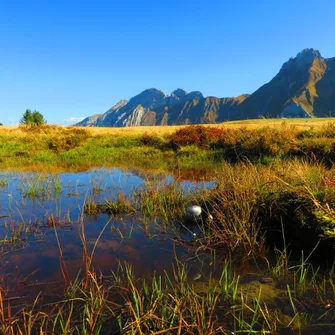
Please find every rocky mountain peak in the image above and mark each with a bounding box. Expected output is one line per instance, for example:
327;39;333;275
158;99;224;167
117;99;128;105
105;99;128;114
186;91;204;100
169;89;203;105
281;48;322;71
128;88;168;109
297;48;321;60
171;88;188;98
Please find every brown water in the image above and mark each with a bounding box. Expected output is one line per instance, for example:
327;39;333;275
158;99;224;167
0;168;216;302
0;168;334;334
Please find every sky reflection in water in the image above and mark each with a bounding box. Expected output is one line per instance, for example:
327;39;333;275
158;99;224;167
0;168;215;298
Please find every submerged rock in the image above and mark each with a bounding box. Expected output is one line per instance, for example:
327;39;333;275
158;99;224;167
186;205;213;223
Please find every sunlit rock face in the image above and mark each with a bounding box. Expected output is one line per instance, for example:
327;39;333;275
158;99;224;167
94;100;128;127
77;88;207;127
76;114;102;127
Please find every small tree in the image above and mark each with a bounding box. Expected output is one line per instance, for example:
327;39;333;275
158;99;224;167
32;111;47;125
20;109;33;125
20;109;46;126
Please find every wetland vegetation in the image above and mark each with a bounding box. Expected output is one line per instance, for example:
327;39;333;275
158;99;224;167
0;121;335;334
1;119;335;171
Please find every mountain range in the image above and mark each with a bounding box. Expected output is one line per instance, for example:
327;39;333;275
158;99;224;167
77;49;335;127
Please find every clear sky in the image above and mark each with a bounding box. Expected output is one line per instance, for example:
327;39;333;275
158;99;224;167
1;0;334;125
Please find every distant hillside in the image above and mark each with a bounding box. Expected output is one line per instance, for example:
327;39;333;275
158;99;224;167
77;48;335;127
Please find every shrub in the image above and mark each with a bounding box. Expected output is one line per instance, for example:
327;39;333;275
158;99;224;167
297;128;316;139
169;125;226;148
140;132;165;148
46;127;90;152
47;134;88;152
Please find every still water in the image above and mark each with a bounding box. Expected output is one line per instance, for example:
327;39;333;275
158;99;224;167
0;168;215;301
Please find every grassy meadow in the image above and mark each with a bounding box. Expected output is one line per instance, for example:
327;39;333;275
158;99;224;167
1;118;335;171
0;119;335;334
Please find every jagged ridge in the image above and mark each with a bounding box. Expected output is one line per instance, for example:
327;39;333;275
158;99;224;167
77;48;335;127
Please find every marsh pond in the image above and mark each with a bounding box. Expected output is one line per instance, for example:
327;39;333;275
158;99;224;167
0;165;334;334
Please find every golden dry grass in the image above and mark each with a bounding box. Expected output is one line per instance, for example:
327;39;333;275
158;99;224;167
84;118;335;135
2;118;335;137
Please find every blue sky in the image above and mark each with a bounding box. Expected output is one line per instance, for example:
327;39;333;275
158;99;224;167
1;0;334;125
